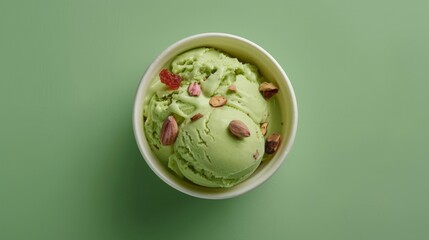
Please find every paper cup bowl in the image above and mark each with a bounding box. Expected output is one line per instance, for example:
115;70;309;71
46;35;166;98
133;33;298;199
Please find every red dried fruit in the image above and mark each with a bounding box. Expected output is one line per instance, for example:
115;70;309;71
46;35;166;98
159;69;182;90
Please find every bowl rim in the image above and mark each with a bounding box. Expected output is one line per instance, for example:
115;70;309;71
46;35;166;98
133;32;298;199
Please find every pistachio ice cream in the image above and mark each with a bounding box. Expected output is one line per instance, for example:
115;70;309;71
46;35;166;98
143;47;281;188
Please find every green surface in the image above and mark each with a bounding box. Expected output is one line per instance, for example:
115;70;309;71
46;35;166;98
1;0;428;239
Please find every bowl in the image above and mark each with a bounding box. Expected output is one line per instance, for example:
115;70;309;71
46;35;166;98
133;33;298;199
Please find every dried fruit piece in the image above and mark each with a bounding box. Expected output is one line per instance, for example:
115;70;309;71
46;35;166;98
159;69;182;90
228;84;237;92
228;120;251;138
260;122;268;136
160;115;178;145
188;82;201;96
265;133;281;154
209;96;227;107
191;113;203;121
253;150;259;160
259;82;278;99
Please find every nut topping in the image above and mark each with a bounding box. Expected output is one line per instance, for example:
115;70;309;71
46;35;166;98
228;84;237;92
253;150;260;160
160;115;178;145
188;82;201;96
265;133;281;154
209;96;227;107
191;113;204;121
228;120;251;138
259;82;278;99
260;122;268;136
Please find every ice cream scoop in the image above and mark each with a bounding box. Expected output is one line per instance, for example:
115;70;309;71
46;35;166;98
169;107;265;187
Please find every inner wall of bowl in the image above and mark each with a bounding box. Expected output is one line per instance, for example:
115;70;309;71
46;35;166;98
138;34;295;198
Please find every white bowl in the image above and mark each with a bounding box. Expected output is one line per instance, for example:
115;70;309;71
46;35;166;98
133;33;298;199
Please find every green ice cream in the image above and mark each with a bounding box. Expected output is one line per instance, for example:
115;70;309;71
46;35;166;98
143;48;279;188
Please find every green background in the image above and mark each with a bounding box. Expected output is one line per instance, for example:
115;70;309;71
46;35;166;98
1;0;428;239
